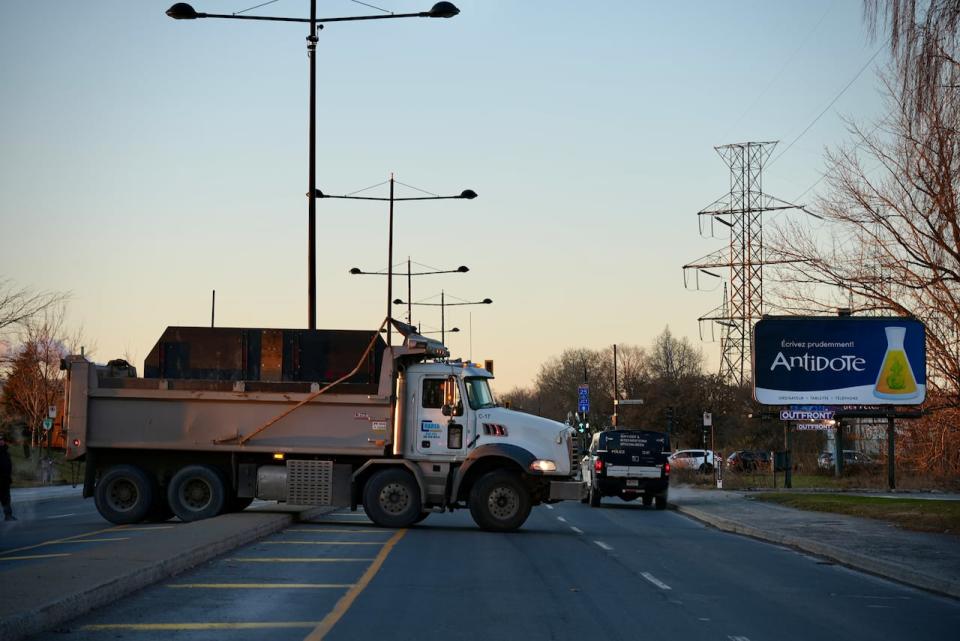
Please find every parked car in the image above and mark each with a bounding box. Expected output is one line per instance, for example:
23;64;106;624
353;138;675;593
726;450;771;472
817;450;877;470
580;429;670;509
668;449;716;473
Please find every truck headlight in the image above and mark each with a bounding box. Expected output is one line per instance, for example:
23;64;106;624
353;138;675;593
529;459;557;472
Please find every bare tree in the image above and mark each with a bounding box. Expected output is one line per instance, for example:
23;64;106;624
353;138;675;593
864;0;960;117
0;279;66;336
647;327;705;383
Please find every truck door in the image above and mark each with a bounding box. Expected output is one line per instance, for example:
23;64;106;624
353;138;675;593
415;376;466;457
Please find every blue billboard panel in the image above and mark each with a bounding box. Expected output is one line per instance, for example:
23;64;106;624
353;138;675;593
753;317;925;405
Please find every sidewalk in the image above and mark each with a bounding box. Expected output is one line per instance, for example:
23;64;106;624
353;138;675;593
669;485;960;599
0;505;334;641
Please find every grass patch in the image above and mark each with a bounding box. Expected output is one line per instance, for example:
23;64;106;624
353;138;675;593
753;493;960;535
9;445;84;488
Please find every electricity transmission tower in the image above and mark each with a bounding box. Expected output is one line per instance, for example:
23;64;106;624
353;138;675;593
683;141;801;386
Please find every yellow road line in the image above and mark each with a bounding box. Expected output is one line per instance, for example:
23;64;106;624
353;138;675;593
262;541;383;545
286;528;389;534
304;528;406;641
83;621;321;631
168;583;353;589
0;553;71;562
62;537;131;543
0;525;122;557
229;558;376;563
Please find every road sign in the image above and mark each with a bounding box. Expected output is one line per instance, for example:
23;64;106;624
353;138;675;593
703;412;712;427
42;418;54;431
616;399;644;406
48;405;57;419
577;384;589;414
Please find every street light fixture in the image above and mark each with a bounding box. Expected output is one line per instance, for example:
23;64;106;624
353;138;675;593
350;261;469;325
318;176;477;345
166;2;461;330
393;292;491;345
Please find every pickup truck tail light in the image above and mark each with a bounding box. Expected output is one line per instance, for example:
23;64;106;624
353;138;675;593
664;461;671;476
594;459;603;473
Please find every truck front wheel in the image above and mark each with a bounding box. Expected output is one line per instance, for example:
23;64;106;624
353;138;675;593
94;464;154;525
167;465;227;522
469;470;531;532
362;468;422;528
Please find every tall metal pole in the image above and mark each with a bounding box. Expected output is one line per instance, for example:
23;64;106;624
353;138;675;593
387;174;395;346
211;290;215;328
612;344;618;427
441;290;445;345
407;257;412;323
887;414;896;490
307;0;318;330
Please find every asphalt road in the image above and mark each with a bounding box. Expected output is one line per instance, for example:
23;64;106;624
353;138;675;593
28;497;960;641
0;491;105;555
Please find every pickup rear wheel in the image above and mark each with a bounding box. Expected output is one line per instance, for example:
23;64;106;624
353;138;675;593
469;470;531;532
167;465;227;522
362;468;422;528
642;495;653;508
588;483;601;507
655;494;668;510
95;464;154;525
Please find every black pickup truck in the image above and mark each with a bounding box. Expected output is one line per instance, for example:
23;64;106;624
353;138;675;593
580;429;670;509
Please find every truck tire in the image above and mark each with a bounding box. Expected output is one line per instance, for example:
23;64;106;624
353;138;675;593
94;464;155;525
167;465;227;522
589;483;601;507
411;511;430;524
642;495;653;508
362;468;422;528
469;470;531;532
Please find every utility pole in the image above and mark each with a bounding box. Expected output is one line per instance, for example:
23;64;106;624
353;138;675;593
612;344;618;427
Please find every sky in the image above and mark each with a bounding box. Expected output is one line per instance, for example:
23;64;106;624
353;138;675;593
0;0;890;392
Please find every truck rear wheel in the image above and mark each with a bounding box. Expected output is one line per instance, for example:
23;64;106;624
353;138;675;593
469;470;531;532
167;465;227;522
362;468;422;528
95;464;155;525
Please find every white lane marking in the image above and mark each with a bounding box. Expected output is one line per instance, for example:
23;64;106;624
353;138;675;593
593;540;613;551
556;516;567;523
544;504;554;510
727;636;750;641
570;526;584;535
641;572;671;590
44;513;77;519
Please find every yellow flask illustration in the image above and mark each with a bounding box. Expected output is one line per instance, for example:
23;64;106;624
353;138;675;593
874;327;919;400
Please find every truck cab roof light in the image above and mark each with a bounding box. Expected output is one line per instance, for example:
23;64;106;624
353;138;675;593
273;453;285;460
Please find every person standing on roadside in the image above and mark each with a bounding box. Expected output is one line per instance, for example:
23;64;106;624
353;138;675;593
0;433;15;521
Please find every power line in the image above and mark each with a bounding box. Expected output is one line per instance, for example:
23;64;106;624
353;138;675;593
769;44;884;168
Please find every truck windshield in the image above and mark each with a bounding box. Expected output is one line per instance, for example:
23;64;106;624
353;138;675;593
464;377;496;410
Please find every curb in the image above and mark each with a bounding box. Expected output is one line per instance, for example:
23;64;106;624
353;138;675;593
0;506;335;641
672;503;960;600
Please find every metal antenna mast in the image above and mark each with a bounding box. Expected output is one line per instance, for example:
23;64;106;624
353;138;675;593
683;141;802;386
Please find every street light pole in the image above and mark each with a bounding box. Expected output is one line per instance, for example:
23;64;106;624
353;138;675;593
319;181;476;345
166;2;461;330
307;0;318;329
393;293;491;347
350;261;469;327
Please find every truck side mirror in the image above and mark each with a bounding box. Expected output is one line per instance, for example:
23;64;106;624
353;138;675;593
441;404;453;417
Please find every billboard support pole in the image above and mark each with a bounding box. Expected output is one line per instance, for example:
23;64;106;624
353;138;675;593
834;419;844;477
784;422;792;489
887;414;896;490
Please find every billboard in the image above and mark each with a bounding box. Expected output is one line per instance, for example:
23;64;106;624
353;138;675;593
753;317;925;405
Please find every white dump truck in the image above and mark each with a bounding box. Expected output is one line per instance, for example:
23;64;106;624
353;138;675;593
63;320;581;531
